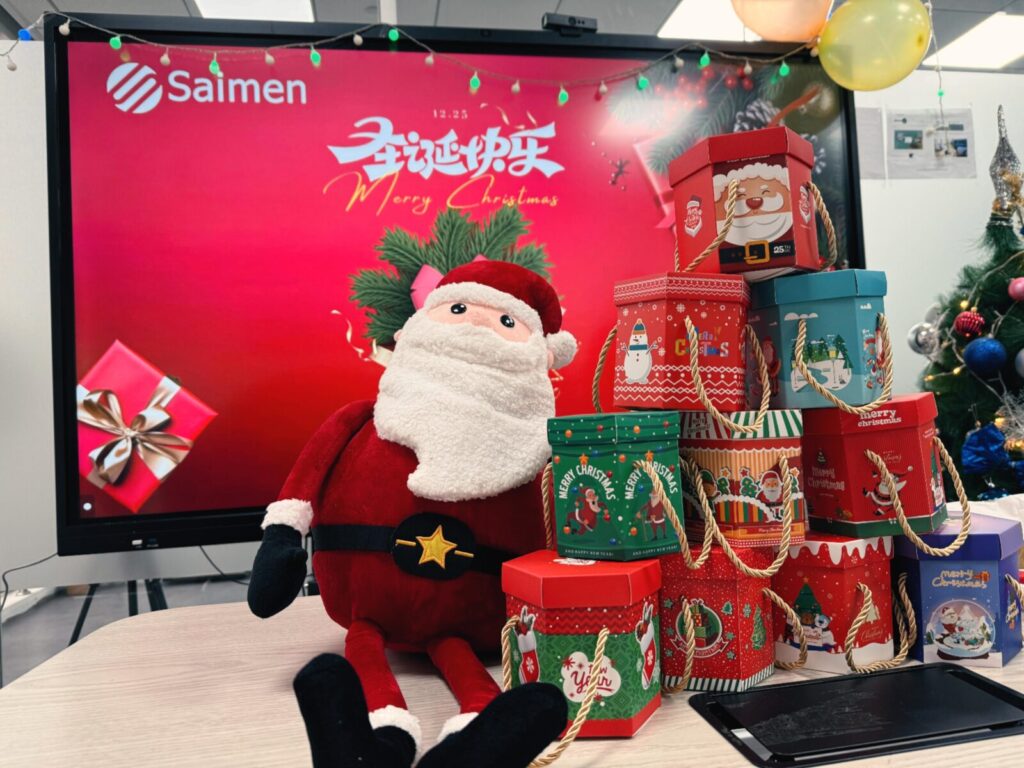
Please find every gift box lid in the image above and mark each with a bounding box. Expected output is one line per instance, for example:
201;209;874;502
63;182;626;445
613;272;750;307
668;126;814;187
679;409;802;442
802;393;937;437
502;550;661;608
750;269;887;309
894;513;1024;562
788;532;893;568
548;412;680;447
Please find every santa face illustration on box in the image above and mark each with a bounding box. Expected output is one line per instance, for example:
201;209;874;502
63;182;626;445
714;162;793;246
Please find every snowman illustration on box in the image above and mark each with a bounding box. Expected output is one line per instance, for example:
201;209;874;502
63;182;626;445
623;320;657;384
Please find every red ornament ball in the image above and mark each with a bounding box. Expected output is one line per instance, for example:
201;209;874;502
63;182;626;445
603;512;611;522
724;76;737;89
1009;278;1024;302
741;77;754;91
953;310;985;338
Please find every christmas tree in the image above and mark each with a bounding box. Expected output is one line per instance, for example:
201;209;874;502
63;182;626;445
793;582;822;626
911;107;1024;499
751;606;766;651
350;206;551;347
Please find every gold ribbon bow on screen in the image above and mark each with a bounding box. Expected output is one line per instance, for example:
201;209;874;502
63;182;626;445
77;382;193;487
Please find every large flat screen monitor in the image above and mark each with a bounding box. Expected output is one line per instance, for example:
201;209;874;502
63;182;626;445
46;14;863;555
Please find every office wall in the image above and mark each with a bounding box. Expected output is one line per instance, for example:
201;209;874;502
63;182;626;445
2;41;1023;588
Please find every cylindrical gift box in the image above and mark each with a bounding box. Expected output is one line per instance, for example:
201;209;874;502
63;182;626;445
679;408;807;549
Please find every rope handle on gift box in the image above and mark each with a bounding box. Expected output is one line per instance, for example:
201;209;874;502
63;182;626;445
633;459;715;571
1007;573;1024;610
661;597;697;695
845;572;917;673
541;461;554;550
762;588;809;671
685;318;772;435
793;314;893;415
501;617;610;767
591;327;617;413
636;456;794;578
809;182;839;269
674;179;740;272
864;437;972;558
672;180;837;272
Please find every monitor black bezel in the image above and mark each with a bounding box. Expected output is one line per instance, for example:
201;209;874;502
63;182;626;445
46;13;865;555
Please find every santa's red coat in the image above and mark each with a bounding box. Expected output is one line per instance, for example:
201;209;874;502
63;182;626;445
279;400;548;654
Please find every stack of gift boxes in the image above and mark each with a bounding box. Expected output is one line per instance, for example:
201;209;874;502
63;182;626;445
501;126;1024;737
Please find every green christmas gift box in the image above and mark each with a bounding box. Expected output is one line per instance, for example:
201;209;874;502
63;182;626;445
660;545;779;692
548;412;683;561
747;269;889;411
502;550;662;737
679;409;807;548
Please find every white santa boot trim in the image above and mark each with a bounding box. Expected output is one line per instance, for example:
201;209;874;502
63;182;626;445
436;712;478;743
369;705;422;752
261;498;313;536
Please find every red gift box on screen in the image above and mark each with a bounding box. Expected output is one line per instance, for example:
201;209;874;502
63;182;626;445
77;340;217;513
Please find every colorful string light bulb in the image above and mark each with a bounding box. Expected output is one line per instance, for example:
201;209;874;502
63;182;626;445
160;49;171;66
557;85;569;105
779;60;791;77
699;51;710;68
636;74;650;91
209;55;220;77
469;71;481;92
264;50;275;66
511;80;521;94
310;47;322;67
387;27;400;43
109;35;122;50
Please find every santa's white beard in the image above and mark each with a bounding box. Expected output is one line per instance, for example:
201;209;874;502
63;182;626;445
723;211;794;246
374;311;555;502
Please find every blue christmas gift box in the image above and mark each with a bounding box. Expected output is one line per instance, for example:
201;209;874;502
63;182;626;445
746;270;888;411
894;513;1023;668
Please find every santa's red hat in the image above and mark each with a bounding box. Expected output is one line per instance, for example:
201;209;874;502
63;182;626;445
427;260;577;368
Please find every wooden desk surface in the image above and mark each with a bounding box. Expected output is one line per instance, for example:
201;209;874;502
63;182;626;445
1;596;1022;767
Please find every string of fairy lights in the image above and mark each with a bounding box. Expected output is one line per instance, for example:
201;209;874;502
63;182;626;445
1;11;813;103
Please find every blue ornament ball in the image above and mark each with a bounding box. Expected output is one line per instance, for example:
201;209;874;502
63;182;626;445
18;28;32;41
963;337;1007;377
609;538;618;546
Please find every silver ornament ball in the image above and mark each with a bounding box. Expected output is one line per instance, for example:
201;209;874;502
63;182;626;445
907;321;940;356
1015;348;1024;378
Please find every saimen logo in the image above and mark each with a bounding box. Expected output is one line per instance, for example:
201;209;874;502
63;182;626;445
106;62;163;114
106;63;307;114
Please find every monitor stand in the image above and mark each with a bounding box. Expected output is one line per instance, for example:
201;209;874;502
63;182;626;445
68;579;167;646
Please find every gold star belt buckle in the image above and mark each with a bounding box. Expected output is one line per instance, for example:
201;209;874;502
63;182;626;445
391;513;477;581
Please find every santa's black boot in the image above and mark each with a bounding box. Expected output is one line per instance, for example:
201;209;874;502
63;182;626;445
293;654;416;768
417;683;567;768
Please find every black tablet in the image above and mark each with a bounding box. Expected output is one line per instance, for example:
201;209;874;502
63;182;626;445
689;663;1024;767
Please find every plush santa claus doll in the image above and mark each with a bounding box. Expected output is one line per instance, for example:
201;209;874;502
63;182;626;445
248;260;576;768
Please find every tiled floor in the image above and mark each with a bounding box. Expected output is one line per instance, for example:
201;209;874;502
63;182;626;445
0;578;248;686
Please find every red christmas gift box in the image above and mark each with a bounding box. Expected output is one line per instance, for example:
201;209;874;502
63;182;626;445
669;127;820;281
660;546;777;692
613;273;750;411
502;551;661;737
77;340;217;513
772;533;895;672
679;409;807;549
803;393;948;538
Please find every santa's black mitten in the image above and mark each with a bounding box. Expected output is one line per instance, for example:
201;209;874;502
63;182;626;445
417;683;567;768
246;524;308;618
293;654;416;768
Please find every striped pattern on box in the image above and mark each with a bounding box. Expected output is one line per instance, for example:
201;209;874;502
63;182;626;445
680;409;803;441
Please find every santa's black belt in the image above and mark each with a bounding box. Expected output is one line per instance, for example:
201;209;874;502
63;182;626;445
311;512;512;581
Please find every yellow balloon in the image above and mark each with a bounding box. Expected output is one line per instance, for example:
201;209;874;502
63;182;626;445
731;0;831;42
818;0;932;91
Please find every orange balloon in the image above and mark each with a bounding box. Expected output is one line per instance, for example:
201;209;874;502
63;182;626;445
731;0;832;42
